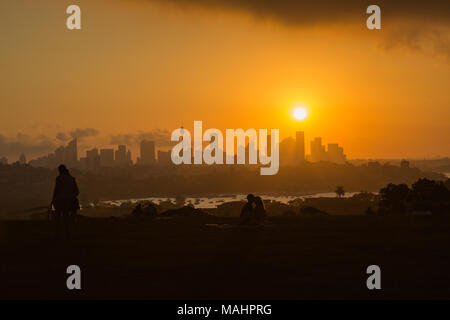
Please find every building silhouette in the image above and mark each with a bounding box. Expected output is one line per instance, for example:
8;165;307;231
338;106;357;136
296;131;305;162
65;139;78;167
310;137;327;162
309;137;346;164
80;148;100;171
140;140;156;165
327;143;346;164
100;149;114;167
28;139;78;168
115;145;128;166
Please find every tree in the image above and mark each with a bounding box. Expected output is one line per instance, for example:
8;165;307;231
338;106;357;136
336;186;345;198
410;178;450;213
378;183;410;214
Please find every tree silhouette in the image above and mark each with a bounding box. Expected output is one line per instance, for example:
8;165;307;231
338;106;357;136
378;183;410;215
335;186;345;198
410;178;450;212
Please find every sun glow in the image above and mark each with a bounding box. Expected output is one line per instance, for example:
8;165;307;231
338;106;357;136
293;106;308;121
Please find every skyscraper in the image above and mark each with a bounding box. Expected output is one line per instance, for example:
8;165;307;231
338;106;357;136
310;137;327;162
327;143;346;164
86;148;100;170
65;139;78;166
115;145;128;166
100;149;114;167
140;140;155;165
126;150;132;165
295;131;305;163
53;139;78;167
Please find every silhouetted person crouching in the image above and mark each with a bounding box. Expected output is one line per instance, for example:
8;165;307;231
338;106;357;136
253;196;266;225
50;165;79;237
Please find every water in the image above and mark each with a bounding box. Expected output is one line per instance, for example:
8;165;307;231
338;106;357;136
102;192;360;209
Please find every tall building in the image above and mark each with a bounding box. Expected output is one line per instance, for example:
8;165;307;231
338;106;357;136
55;146;65;165
140;140;155;165
85;148;100;171
100;149;114;167
295;131;305;163
327;143;346;164
279;137;296;166
53;139;78;167
126;150;132;165
86;148;99;160
115;145;127;166
65;139;78;166
308;138;346;164
310;137;327;162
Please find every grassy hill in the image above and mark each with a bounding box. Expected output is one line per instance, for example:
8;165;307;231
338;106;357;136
1;215;449;299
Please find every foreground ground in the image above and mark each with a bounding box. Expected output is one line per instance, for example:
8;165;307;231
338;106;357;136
1;215;449;299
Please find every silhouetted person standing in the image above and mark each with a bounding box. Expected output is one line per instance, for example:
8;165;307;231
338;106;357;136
51;165;79;237
240;194;255;225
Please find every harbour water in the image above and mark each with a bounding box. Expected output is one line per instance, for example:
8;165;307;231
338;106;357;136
103;192;361;209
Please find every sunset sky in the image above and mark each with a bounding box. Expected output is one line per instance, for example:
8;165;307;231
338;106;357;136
1;0;449;161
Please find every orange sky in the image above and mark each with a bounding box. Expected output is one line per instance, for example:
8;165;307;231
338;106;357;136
1;0;449;160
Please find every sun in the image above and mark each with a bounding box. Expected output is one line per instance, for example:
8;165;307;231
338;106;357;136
293;107;308;121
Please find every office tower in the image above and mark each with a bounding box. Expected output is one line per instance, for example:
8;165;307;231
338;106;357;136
65;139;78;166
140;140;155;165
126;150;132;165
100;149;114;167
295;131;305;163
115;145;127;166
327;143;346;164
54;146;65;165
86;148;100;171
79;157;89;171
310;137;327;162
279;137;296;166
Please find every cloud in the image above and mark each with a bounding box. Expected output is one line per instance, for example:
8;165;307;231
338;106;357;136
70;128;99;140
110;129;173;147
148;0;450;59
148;0;450;26
380;24;450;60
0;133;55;160
56;132;69;142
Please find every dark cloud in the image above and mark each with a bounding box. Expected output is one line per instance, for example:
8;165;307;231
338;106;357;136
111;129;173;147
381;25;450;59
0;133;55;160
56;132;69;142
70;128;99;140
149;0;450;59
150;0;450;26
